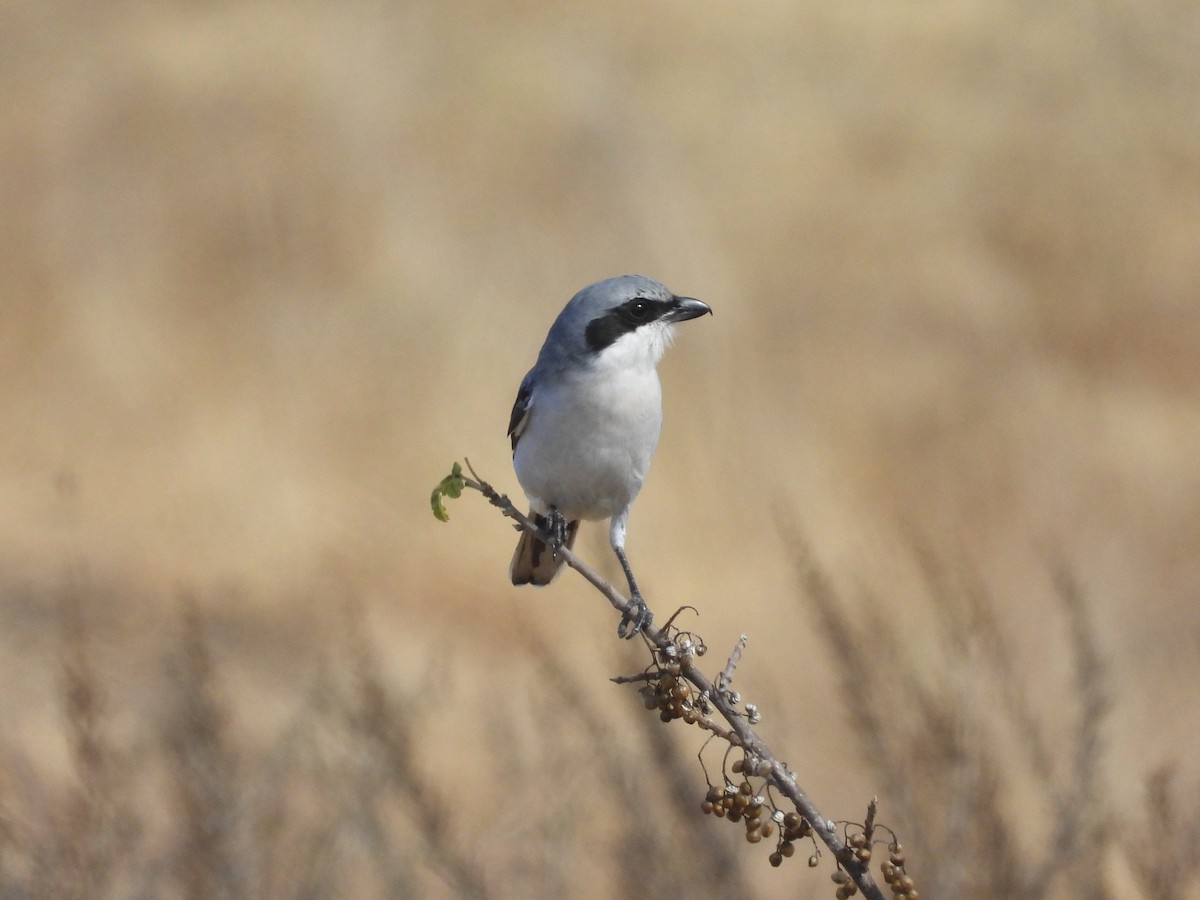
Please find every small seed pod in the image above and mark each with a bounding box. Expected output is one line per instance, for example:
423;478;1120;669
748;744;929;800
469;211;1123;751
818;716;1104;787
779;840;795;858
768;852;783;868
832;870;850;885
783;812;801;829
808;854;820;867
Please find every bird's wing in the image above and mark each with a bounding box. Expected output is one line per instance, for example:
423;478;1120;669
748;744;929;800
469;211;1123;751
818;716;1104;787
507;378;533;454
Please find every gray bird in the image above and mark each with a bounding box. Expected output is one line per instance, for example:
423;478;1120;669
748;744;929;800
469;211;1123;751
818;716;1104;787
507;275;712;638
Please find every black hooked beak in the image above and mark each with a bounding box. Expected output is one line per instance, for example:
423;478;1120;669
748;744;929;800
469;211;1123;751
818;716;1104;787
665;296;713;323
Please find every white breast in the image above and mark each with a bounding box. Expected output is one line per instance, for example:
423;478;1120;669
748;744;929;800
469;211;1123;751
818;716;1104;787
514;354;664;523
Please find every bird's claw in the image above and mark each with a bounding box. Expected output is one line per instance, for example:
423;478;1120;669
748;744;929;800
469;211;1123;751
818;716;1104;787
544;507;569;555
617;594;652;640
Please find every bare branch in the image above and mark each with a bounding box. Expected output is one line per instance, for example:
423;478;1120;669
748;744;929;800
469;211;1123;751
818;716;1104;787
458;463;896;900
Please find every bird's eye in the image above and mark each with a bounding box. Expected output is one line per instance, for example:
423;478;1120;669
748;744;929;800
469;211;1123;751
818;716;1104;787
627;300;651;321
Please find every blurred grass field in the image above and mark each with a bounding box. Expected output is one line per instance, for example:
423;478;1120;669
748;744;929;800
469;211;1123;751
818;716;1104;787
2;1;1199;897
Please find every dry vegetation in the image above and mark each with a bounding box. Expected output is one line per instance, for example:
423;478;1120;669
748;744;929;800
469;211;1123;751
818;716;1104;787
2;0;1199;897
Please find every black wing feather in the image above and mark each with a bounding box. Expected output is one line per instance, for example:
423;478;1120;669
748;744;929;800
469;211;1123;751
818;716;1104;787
507;380;533;453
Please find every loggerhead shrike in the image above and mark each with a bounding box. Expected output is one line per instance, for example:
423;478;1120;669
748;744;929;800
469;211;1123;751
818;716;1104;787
507;275;712;638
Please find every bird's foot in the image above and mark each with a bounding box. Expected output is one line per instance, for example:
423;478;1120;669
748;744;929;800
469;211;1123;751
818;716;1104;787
617;593;653;640
543;507;569;554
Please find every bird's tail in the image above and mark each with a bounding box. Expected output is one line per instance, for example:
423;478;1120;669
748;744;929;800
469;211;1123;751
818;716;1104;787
510;514;579;586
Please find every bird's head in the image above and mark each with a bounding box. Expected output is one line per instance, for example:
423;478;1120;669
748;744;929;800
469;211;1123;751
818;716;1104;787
543;275;711;370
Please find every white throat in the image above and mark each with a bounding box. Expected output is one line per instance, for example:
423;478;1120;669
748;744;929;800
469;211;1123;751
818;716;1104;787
592;320;674;374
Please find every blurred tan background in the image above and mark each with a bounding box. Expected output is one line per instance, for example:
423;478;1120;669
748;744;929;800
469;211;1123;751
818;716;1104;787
2;1;1199;897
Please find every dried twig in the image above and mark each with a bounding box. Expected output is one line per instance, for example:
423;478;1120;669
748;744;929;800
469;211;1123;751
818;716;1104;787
449;461;900;900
